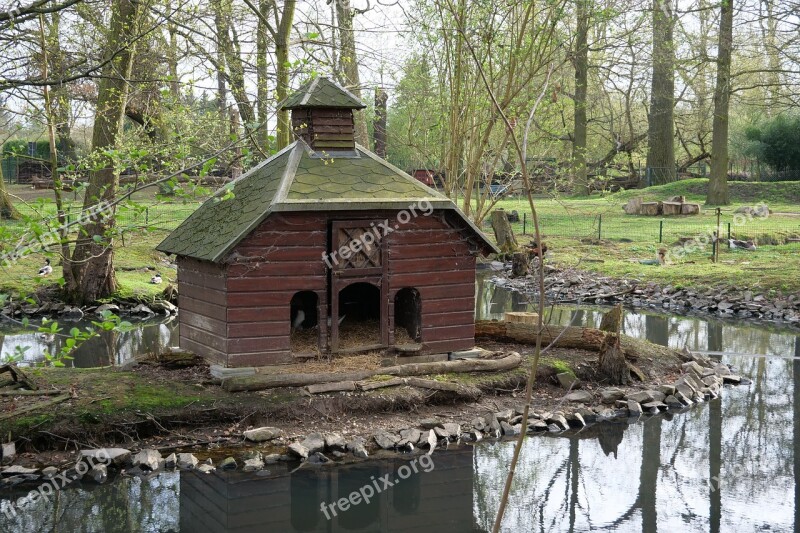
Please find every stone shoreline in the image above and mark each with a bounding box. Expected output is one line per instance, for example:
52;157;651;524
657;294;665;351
488;264;800;327
0;349;746;486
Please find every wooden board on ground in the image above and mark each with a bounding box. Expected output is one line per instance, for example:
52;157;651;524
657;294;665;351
504;312;540;325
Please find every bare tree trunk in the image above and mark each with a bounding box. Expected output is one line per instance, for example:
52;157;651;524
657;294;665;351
255;0;270;149
213;1;228;123
275;0;295;149
490;209;518;254
333;0;368;147
645;0;676;185
67;0;142;304
166;8;180;99
373;87;387;157
571;0;589;195
230;108;242;179
0;167;19;220
707;0;733;205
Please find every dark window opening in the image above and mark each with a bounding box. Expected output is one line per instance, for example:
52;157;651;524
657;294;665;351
337;282;380;349
290;291;319;354
394;288;421;344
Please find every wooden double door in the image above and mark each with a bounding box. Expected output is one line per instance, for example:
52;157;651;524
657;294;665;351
329;220;389;352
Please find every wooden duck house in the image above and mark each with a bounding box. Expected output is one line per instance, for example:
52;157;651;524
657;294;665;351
157;76;498;367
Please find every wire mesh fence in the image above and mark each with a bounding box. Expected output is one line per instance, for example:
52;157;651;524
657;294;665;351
502;211;800;245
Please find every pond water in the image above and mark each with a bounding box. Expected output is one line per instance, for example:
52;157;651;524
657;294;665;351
0;280;799;531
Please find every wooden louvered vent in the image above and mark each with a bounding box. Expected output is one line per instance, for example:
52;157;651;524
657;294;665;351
292;108;356;151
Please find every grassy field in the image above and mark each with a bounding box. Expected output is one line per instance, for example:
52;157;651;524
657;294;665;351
1;178;799;300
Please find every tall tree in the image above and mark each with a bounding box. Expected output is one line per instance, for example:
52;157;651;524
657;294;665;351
274;0;295;149
0;165;19;219
707;0;733;205
65;0;143;303
645;0;676;185
572;0;590;195
333;0;368;147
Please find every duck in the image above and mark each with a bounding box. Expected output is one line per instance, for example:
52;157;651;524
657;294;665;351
639;248;666;266
150;274;162;284
38;258;53;276
292;309;305;331
729;239;756;251
525;241;548;258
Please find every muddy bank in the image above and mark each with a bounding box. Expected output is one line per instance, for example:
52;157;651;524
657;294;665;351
488;263;800;327
0;329;748;486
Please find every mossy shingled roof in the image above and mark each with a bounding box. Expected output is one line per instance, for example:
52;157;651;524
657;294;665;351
157;141;499;262
279;76;366;109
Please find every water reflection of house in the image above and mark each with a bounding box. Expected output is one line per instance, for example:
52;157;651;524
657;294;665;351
180;448;478;532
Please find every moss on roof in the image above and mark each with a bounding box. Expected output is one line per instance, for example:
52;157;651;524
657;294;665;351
279;76;366;110
157;142;498;262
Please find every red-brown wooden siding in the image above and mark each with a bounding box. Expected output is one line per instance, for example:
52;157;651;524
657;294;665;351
177;210;479;367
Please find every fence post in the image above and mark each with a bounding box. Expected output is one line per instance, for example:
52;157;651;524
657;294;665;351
523;213;526;235
146;207;149;226
597;214;602;241
659;220;663;243
727;222;731;240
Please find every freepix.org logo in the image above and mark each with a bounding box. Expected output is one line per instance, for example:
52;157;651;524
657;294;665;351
320;454;435;520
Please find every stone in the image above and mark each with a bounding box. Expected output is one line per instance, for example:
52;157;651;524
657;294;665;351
648;391;666;403
723;375;742;384
658;384;676;396
509;415;523;425
625;391;653;403
443;423;462;440
547;423;562;433
500;421;516;436
324;433;346;452
1;442;15;465
556;372;581;390
164;453;177;470
373;431;398;450
627;400;643;416
130;304;155;315
713;363;731;376
567;412;587;427
346;439;369;459
95;303;120;315
219;457;237;470
642;401;667;410
176;453;199;470
665;395;683;408
300;433;326;455
599;388;625;404
488;416;502;437
308;452;331;464
288;443;310;459
399;428;422;446
243;427;282;442
471;417;487;431
494;409;514;423
546;414;569;431
2;465;38;475
41;466;58;479
420;418;444;429
243;458;265;472
702;375;721;387
196;464;215;474
88;464;108;484
131;449;161;471
80;448;131;467
527;420;548;431
564;390;593;403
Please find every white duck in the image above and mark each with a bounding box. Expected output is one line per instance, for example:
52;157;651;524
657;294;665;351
38;258;53;277
150;274;162;284
729;239;757;251
292;310;305;331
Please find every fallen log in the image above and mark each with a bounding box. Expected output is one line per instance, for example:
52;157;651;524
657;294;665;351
223;352;523;392
305;381;356;394
475;321;683;363
357;378;406;391
0;394;71;421
0;364;38;391
0;389;66;397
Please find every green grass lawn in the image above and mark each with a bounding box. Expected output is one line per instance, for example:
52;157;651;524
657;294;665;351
1;178;798;301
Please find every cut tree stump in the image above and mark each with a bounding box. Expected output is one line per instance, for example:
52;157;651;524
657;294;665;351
511;252;529;277
490;209;519;254
599;304;623;332
598;334;630;385
640;202;661;216
681;203;701;215
504;312;540;326
661;202;683;215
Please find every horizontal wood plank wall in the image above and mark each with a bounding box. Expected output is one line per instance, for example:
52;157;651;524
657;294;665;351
178;257;228;366
387;213;476;355
226;213;328;366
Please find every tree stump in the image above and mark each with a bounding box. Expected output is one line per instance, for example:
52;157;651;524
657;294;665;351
598;334;630;385
661;202;682;215
640;202;661;216
511;252;529;277
490;209;519;254
681;203;701;215
623;197;643;215
599;304;623;333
